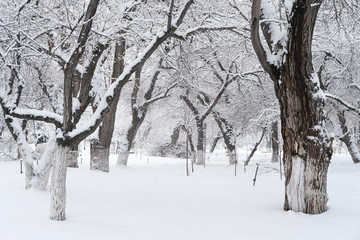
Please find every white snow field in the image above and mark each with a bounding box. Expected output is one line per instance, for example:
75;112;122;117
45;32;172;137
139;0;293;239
0;149;359;240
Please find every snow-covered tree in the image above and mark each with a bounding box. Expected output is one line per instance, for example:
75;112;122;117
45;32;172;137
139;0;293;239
0;0;194;220
251;0;333;214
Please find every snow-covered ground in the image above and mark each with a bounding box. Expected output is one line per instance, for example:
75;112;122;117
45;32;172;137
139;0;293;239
0;149;359;240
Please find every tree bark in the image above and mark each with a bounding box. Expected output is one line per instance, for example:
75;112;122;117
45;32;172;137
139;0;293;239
271;121;279;163
279;1;332;214
337;109;360;164
90;38;126;172
49;145;70;221
251;0;333;214
117;69;143;166
67;143;79;168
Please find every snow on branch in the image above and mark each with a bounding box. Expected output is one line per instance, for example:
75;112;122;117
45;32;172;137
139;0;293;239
172;26;238;41
64;0;194;145
325;93;360;116
250;0;281;82
11;107;63;128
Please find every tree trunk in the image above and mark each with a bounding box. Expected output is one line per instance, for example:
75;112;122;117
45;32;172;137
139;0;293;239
117;139;130;166
196;121;205;165
67;143;79;168
90;138;110;171
209;135;222;153
181;125;196;163
280;1;332;214
117;118;143;166
170;125;181;148
244;129;265;166
337;109;360;164
271;121;279;163
212;112;236;165
49;145;70;221
117;68;143;167
90;38;125;172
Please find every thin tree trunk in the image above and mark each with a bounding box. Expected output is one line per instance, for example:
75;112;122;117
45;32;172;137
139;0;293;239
196;121;205;165
244;129;265;166
210;135;222;153
90;38;126;172
271;121;279;163
181;125;196;163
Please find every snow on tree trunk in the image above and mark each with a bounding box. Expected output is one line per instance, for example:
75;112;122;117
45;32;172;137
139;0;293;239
280;1;332;214
344;139;360;164
116;141;130;166
251;0;333;214
337;108;360;163
90;139;110;172
117;151;130;166
49;145;70;221
33;164;52;191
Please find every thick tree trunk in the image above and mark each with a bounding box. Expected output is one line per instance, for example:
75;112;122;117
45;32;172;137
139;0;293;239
271;121;280;163
90;139;110;171
49;145;70;221
337;109;360;164
280;1;332;214
90;38;125;172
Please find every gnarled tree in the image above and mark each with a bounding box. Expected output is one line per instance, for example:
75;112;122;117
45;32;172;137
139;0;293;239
251;0;333;214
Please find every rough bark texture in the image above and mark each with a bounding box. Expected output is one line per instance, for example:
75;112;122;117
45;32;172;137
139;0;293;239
50;145;69;221
90;38;125;172
337;109;360;164
251;0;332;214
279;1;332;214
271;121;280;163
